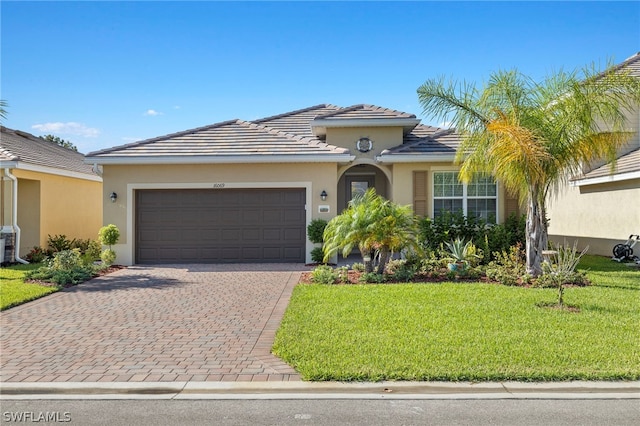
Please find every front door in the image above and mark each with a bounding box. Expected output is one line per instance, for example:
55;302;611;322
345;175;375;205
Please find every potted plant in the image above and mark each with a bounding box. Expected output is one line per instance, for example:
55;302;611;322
445;238;476;272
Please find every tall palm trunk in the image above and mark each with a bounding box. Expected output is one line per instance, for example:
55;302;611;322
525;191;547;277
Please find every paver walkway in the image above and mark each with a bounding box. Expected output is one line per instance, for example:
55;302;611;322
1;264;308;383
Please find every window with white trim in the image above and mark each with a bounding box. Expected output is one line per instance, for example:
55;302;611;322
433;171;497;223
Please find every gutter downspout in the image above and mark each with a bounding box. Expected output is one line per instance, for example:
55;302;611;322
3;168;28;264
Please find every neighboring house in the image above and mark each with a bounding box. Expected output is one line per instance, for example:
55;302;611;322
547;52;640;256
86;104;520;265
0;127;102;263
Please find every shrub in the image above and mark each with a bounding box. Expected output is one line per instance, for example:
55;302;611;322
98;224;120;248
352;262;365;272
80;240;102;265
385;259;417;282
51;249;83;271
359;272;386;284
310;247;325;264
311;265;338;284
101;249;117;266
26;249;98;286
418;212;526;264
336;266;349;284
485;244;526;286
47;234;75;253
24;246;51;263
307;219;328;244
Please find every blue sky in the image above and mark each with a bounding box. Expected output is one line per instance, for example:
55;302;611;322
1;1;639;154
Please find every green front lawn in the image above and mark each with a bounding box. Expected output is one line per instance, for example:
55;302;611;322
0;264;59;311
273;255;639;381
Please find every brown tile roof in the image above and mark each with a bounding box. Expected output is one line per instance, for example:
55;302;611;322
315;104;416;120
380;125;461;157
87;119;350;158
0;126;98;176
254;104;341;139
86;103;462;161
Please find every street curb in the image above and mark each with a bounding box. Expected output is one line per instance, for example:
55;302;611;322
1;381;639;400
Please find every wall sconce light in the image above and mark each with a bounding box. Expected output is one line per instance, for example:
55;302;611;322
320;190;328;201
110;192;118;203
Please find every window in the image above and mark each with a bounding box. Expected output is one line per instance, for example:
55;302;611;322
433;171;497;222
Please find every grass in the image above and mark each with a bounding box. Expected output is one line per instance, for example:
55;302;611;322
0;263;59;311
272;255;640;381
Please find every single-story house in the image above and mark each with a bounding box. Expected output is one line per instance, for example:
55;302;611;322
547;52;640;256
86;104;521;265
0;127;103;263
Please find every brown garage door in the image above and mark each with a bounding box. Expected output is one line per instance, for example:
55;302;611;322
135;188;306;264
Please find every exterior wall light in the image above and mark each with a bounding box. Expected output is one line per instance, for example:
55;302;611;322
110;192;118;203
320;190;328;201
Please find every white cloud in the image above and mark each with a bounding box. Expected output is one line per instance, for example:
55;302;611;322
144;109;163;116
438;121;453;129
31;122;100;137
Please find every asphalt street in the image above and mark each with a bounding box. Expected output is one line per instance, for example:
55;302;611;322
2;399;639;426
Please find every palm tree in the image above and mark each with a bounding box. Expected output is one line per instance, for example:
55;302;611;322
0;100;7;122
417;64;640;276
323;189;419;274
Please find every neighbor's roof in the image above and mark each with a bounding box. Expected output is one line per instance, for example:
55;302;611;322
604;51;640;78
578;52;640;183
573;147;640;185
0;126;100;179
85;103;462;164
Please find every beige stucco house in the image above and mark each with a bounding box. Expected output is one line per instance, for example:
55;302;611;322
0;127;103;263
86;104;520;265
547;52;640;256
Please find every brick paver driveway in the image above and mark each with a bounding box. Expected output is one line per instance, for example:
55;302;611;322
1;264;307;383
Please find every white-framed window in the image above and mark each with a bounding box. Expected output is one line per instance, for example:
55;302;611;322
433;171;497;223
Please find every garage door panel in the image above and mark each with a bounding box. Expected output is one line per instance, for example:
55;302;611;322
136;188;305;264
283;228;304;241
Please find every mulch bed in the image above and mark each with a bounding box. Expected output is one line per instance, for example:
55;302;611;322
299;269;492;285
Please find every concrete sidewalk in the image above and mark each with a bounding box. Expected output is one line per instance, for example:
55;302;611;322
2;381;639;400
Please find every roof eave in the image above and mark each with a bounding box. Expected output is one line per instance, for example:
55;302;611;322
85;154;356;165
2;160;102;181
311;118;421;137
571;170;640;187
376;154;457;163
0;160;19;169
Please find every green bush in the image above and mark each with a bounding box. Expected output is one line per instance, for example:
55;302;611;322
359;272;387;283
311;265;338;284
352;262;365;272
418;212;526;264
51;249;83;271
101;249;117;266
98;224;120;248
336;266;349;284
485;245;526;286
24;246;51;263
47;234;75;253
385;259;417;282
307;219;328;244
26;249;98;286
310;247;325;264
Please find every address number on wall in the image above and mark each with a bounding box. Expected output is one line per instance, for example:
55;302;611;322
213;183;226;188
